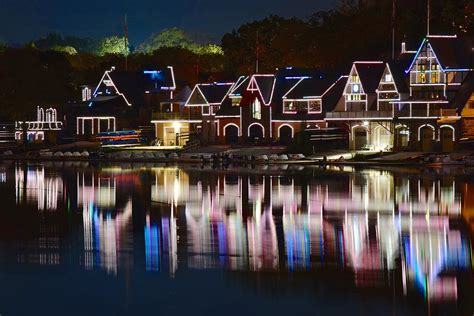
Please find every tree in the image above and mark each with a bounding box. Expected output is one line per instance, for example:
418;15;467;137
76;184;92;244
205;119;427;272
139;28;195;53
222;16;312;74
139;28;224;56
50;46;78;55
97;36;129;56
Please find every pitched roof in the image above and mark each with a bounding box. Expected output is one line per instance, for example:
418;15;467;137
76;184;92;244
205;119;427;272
284;72;341;99
162;86;193;105
186;82;234;106
427;35;472;70
247;75;276;105
92;66;176;107
386;61;409;94
451;73;474;110
322;76;348;112
229;76;249;97
354;62;385;93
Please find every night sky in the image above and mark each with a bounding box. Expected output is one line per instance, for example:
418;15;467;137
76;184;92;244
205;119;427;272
0;0;335;45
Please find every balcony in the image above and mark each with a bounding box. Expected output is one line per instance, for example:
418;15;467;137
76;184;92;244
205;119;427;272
151;111;202;122
325;111;394;120
326;108;457;121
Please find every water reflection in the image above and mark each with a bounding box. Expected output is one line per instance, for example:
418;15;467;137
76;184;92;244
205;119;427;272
7;163;474;311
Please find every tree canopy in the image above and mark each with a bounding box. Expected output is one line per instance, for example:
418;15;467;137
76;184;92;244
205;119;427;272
97;36;129;56
139;28;224;56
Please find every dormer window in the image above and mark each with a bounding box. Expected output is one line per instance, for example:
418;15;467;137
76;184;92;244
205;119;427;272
252;98;261;120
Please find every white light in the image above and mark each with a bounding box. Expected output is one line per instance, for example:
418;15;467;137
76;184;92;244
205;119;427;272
172;121;181;133
363;121;369;126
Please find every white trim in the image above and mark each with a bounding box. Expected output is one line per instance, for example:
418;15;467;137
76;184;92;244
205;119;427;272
277;124;294;139
93;69;132;106
246;75;276;106
418;124;436;141
248;122;265;138
439;124;456;141
282;78;306;99
185;85;209;107
168;66;177;91
229;76;249;96
223;123;241;137
351;124;368;141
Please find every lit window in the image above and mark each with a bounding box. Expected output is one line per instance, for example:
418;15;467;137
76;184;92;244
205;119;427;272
252;98;261;120
284;101;308;113
283;101;295;113
231;98;241;106
385;74;392;82
308;100;322;113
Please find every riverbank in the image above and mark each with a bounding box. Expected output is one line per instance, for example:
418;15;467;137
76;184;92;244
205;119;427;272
2;145;474;167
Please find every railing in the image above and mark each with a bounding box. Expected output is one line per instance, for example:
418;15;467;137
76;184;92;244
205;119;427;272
326;111;394;119
395;109;441;118
327;109;456;120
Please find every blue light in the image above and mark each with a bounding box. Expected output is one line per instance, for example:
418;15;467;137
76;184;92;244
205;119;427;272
144;70;163;81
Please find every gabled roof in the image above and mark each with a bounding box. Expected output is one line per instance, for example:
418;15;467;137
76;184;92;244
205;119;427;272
386;61;409;94
229;76;249;98
322;76;348;111
427;35;472;70
406;35;473;73
162;86;193;105
246;74;276;105
91;66;176;107
283;72;341;99
452;73;474;110
185;82;234;107
353;62;385;94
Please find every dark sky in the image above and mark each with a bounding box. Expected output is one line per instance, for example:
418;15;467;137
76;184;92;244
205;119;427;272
0;0;335;45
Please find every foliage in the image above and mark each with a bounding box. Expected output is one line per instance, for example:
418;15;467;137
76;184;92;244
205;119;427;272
97;36;129;56
139;28;224;56
50;46;78;55
33;32;98;54
0;48;74;120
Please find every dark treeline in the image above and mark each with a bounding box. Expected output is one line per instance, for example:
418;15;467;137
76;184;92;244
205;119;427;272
0;0;472;120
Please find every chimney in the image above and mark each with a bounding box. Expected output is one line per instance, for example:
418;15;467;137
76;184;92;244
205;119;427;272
401;42;407;54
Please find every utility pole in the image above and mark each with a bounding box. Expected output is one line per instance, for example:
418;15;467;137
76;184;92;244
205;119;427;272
427;0;430;35
255;30;259;74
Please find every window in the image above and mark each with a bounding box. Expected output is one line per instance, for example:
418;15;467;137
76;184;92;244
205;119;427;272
308;100;322;113
431;64;440;83
283;101;307;113
252;98;261;120
202;106;210;115
385;74;392;82
351;74;360;83
231;97;241;106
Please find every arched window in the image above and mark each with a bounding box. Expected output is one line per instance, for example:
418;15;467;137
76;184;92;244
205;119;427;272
252;98;261;120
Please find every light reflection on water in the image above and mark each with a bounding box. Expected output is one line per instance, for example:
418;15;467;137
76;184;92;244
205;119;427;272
5;162;474;314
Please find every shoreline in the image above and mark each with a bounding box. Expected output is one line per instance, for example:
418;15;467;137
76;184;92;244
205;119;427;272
0;155;469;168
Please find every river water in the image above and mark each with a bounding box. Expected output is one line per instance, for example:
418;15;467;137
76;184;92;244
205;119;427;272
0;161;472;315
